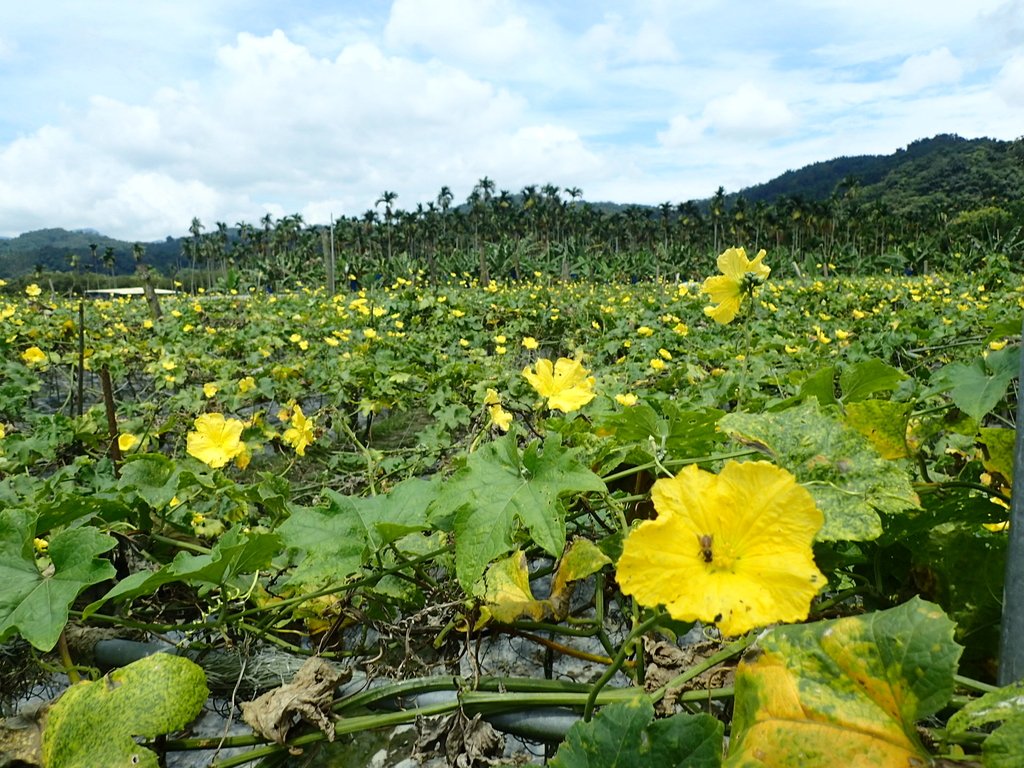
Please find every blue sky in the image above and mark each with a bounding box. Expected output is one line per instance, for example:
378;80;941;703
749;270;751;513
1;1;1021;240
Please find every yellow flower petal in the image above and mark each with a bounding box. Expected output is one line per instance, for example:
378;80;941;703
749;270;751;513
617;461;824;636
187;413;246;468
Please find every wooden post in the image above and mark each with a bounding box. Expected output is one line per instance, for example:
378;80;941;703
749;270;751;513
998;328;1024;684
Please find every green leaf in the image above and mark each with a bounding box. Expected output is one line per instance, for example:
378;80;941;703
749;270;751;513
720;400;919;541
797;366;838;407
931;346;1020;422
727;598;960;767
596;404;724;462
947;680;1024;768
429;432;606;592
85;526;279;615
277;478;438;588
0;510;116;651
550;697;723;768
839;358;907;402
118;453;181;509
42;653;208;768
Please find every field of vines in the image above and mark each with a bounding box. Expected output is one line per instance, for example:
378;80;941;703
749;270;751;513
1;249;1023;767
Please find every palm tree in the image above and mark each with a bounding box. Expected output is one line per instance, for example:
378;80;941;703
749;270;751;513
376;191;398;265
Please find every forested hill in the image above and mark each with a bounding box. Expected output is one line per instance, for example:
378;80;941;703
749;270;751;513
1;133;1022;281
734;134;1024;214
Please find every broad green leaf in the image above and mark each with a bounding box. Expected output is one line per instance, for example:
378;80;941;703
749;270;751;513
796;366;838;407
42;653;208;768
429;432;606;592
839;358;907;402
85;526;279;615
931;347;1019;423
118;453;181;509
0;509;116;651
277;496;369;587
720;400;919;541
978;427;1015;484
948;680;1024;768
550;697;723;768
277;478;437;588
908;522;1005;677
726;598;960;767
844;400;912;459
596;404;724;462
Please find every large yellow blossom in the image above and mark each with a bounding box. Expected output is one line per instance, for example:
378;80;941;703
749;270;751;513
282;405;315;456
522;354;596;413
616;460;825;636
702;247;771;324
21;346;47;367
187;413;246;468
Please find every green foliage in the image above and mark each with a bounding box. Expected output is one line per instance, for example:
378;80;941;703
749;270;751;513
42;653;208;768
947;681;1024;768
86;526;280;616
0;509;117;651
719;400;919;541
550;697;723;768
930;346;1020;423
429;431;606;592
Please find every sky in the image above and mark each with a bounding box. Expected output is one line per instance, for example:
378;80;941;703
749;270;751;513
1;1;1022;241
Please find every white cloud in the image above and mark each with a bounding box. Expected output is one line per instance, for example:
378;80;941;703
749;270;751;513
384;0;540;69
895;47;963;92
702;84;797;140
995;53;1024;107
657;115;703;147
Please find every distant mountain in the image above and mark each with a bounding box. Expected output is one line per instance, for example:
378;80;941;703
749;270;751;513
0;228;184;279
732;134;1024;215
1;133;1021;280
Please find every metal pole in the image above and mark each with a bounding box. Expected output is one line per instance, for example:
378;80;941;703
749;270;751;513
998;329;1024;685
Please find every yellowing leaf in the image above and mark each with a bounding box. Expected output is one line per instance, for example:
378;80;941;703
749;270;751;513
481;539;612;624
480;551;547;623
720;400;919;541
42;653;208;768
844;400;912;459
726;597;960;767
978;427;1015;485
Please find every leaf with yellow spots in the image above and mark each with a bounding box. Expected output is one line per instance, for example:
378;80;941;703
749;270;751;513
725;597;960;768
844;400;912;460
978;427;1015;486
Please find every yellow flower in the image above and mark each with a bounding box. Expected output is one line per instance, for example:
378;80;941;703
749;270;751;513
658;348;672;360
615;393;639;407
488;404;513;432
25;283;41;298
522;336;539;350
187;413;246;468
282;405;315;456
617;460;825;636
637;326;654;337
203;382;219;398
0;423;5;439
522;354;597;413
701;247;770;324
238;376;257;394
21;346;47;366
649;358;666;370
117;433;139;452
989;339;1007;351
673;322;689;336
363;328;378;340
483;388;502;406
